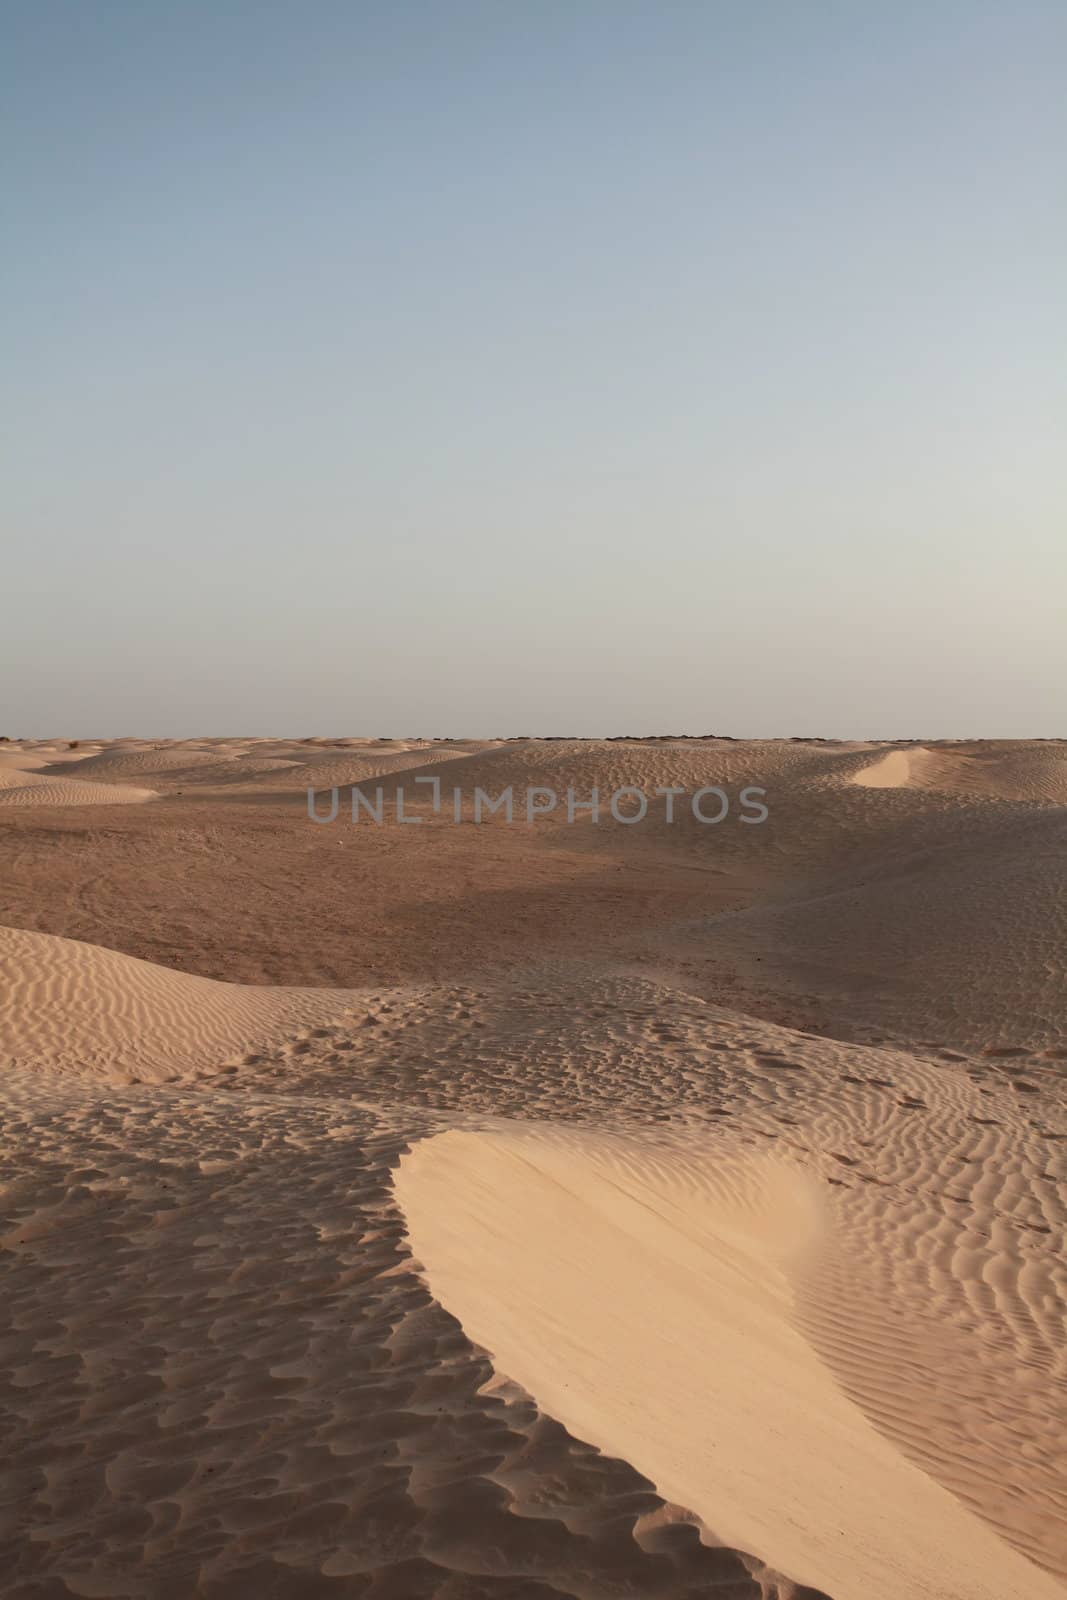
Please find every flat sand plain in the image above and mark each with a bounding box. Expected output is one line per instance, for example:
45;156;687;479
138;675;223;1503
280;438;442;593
1;736;1064;1599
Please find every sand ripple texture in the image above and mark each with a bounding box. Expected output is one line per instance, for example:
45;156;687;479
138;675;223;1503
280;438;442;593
2;931;1064;1599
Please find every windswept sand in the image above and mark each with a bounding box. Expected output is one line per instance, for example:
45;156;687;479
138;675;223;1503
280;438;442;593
0;926;361;1084
852;742;1067;802
0;748;156;807
398;1124;1063;1600
397;1005;1067;1600
0;736;1064;1598
0;769;157;807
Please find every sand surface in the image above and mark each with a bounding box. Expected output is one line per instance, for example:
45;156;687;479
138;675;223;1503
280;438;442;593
0;736;1064;1598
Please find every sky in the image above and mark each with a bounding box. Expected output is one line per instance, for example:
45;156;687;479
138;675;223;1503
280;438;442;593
4;1;1064;738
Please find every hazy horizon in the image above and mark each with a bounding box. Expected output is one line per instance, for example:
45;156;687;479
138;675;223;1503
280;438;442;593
6;2;1065;739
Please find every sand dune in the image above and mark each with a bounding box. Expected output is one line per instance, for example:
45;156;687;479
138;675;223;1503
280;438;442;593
853;742;1067;802
1;735;1063;1599
0;759;51;785
24;740;502;796
0;765;157;806
398;1116;1064;1600
182;754;303;780
348;735;1063;831
0;926;360;1083
352;736;858;801
852;747;918;787
0;750;95;773
267;744;487;792
692;803;1067;1050
50;746;241;779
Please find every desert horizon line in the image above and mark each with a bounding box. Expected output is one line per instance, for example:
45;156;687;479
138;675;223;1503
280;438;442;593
5;731;1066;746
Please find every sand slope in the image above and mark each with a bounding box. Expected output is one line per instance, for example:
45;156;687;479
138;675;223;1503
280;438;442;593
46;748;232;779
398;1121;1064;1600
0;766;156;807
1;939;844;1600
351;736;859;803
692;803;1067;1050
0;926;361;1083
382;971;1066;1593
853;742;1067;803
1;938;1063;1598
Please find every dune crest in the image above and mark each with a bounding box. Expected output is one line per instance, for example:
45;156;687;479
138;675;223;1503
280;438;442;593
851;748;922;787
398;1123;1065;1600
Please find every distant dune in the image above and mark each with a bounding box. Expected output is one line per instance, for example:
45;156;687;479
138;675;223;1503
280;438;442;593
0;753;156;807
852;742;1067;802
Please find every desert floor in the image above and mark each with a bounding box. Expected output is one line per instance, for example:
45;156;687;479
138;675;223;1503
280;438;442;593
1;735;1064;1599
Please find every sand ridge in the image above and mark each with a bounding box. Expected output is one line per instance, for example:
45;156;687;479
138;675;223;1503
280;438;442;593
397;1121;1063;1600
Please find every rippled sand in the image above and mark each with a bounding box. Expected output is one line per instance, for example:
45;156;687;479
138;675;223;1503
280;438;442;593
1;736;1064;1598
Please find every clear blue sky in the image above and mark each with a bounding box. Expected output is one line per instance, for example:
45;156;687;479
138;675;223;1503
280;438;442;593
5;2;1064;737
